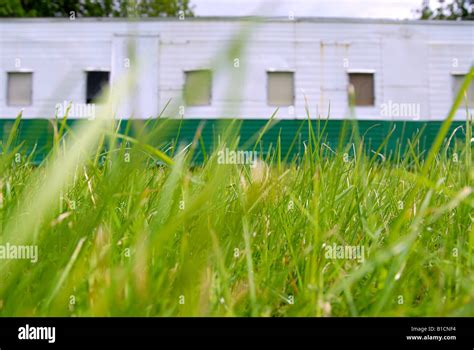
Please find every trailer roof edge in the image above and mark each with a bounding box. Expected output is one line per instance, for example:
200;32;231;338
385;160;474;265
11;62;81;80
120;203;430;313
0;16;473;26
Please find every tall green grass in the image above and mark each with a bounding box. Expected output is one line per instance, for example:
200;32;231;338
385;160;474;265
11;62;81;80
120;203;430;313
0;72;472;316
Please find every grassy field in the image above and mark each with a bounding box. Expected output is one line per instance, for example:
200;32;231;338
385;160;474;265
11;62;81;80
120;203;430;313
0;112;472;317
0;67;473;317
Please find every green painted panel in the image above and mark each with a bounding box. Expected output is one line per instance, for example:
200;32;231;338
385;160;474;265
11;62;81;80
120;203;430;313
0;119;469;164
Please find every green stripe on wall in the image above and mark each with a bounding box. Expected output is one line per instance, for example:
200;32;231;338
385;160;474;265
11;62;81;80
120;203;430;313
0;119;469;164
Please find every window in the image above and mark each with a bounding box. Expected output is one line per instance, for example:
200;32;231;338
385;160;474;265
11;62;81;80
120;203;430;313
348;73;375;106
183;70;212;106
7;72;32;106
452;74;474;108
267;71;294;106
86;71;110;103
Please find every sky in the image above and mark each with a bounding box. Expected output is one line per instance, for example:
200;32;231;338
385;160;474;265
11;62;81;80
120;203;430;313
192;0;426;19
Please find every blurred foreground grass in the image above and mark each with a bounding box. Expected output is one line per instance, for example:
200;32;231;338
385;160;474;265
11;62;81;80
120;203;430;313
0;57;472;316
0;102;472;317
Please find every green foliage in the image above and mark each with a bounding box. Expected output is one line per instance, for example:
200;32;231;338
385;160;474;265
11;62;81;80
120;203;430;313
0;0;24;16
0;0;194;17
0;87;472;316
419;0;474;20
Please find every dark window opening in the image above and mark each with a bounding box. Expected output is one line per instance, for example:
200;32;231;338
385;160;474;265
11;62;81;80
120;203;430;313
86;71;109;103
349;73;375;106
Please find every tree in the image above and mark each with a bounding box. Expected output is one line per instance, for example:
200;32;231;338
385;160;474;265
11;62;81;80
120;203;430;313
0;0;23;16
0;0;194;17
419;0;474;20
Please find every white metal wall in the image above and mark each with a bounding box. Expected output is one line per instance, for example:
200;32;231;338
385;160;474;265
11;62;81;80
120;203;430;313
0;18;472;120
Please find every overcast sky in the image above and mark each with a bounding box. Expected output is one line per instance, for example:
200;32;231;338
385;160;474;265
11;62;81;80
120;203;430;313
192;0;425;19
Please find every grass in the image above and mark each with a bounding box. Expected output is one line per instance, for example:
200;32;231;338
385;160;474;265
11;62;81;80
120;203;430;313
0;109;472;317
0;56;472;316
